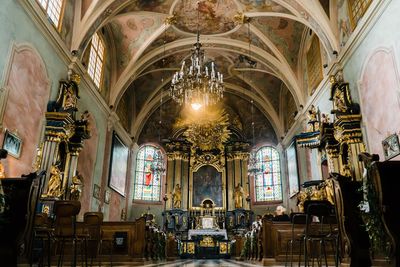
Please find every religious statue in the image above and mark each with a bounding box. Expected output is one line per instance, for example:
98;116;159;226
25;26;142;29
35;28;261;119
70;172;83;200
0;149;7;179
46;164;63;198
330;74;360;116
297;191;308;212
172;184;181;209
0;162;5;179
321;113;331;124
307;105;319;132
234;184;244;209
324;179;335;205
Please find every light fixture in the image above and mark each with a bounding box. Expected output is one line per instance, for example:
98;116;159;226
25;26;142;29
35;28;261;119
151;150;166;175
245;21;261;176
169;2;224;110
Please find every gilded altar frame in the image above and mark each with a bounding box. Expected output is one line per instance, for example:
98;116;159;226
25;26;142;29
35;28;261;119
189;163;226;211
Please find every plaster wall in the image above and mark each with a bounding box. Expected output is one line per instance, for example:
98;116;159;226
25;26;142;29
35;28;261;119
0;0;110;219
340;0;400;160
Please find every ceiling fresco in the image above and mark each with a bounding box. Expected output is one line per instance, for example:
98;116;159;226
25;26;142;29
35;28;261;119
172;0;239;35
237;0;291;13
121;0;173;14
253;17;305;71
109;13;167;76
229;24;273;55
76;0;339;146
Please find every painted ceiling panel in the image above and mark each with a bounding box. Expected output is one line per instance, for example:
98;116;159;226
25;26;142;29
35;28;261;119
237;0;291;13
253;17;305;71
109;13;167;77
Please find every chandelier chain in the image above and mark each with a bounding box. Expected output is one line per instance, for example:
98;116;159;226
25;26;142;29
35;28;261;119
169;1;224;108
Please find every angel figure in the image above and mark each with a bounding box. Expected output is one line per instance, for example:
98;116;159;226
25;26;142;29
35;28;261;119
46;165;63;198
70;172;84;200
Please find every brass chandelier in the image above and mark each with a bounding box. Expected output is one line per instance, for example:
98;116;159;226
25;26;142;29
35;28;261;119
169;3;224;110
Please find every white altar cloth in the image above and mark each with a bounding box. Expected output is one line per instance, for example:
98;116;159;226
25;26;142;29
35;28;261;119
188;229;228;240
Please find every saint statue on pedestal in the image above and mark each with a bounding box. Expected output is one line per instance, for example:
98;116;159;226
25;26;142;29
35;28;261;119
46;164;63;198
172;184;181;209
234;184;244;209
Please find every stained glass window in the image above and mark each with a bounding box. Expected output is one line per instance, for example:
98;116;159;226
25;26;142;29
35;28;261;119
133;145;163;201
88;33;105;88
37;0;64;29
253;146;282;202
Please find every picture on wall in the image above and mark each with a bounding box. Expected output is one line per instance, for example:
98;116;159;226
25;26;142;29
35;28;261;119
2;129;22;158
108;132;129;196
193;165;223;207
287;140;300;198
104;189;111;204
382;134;400;160
93;184;101;199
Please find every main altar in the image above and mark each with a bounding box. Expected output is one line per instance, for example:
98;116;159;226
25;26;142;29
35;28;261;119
161;110;254;259
179;202;231;259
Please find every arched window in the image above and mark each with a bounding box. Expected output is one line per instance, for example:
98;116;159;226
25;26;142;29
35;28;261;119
348;0;372;29
87;32;105;88
133;145;164;201
254;146;282;202
37;0;65;29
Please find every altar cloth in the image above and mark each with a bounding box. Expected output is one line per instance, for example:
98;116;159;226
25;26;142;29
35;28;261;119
188;229;228;240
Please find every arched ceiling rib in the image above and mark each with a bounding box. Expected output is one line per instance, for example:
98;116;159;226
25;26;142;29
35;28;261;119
72;0;339;144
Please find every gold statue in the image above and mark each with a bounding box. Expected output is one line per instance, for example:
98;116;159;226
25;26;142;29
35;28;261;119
297;191;308;212
46;165;63;198
172;184;182;209
0;162;6;179
70;172;83;200
234;184;244;209
324;179;335;205
307;105;319;132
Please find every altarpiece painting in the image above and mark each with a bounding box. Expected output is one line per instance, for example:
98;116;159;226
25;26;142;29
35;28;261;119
192;165;223;207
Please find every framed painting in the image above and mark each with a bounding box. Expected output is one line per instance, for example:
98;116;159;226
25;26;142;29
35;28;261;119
108;132;129;196
192;165;223;207
104;189;111;204
93;184;100;199
2;129;22;158
382;134;400;160
287;140;300;198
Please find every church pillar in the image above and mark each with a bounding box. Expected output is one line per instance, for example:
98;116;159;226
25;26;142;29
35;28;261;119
165;141;190;210
225;142;250;211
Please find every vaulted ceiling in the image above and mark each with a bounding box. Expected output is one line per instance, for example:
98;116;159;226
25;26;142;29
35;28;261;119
74;0;339;146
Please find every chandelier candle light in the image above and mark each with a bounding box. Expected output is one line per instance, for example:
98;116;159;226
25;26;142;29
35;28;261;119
170;3;224;110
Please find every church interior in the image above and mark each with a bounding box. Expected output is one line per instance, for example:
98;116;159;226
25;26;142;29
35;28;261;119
0;0;399;266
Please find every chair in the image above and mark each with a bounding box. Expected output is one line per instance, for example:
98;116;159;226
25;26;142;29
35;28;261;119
31;213;54;267
53;200;87;267
303;201;338;267
83;212;104;266
285;213;306;267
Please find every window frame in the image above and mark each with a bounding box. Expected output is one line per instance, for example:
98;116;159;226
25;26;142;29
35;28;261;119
36;0;66;31
133;144;165;203
252;145;283;204
87;32;106;90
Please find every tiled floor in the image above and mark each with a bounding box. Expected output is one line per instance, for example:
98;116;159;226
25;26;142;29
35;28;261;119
110;259;283;267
